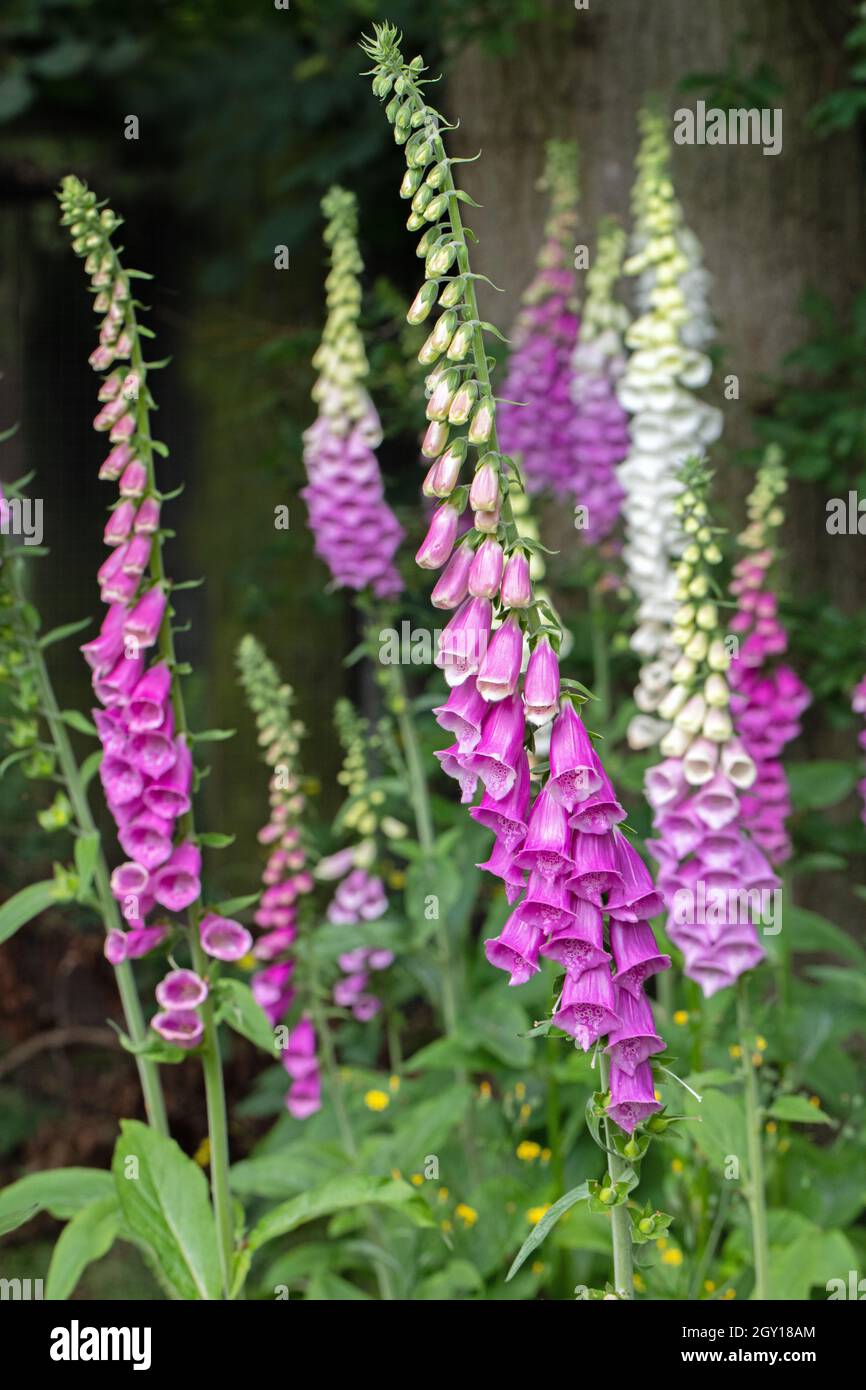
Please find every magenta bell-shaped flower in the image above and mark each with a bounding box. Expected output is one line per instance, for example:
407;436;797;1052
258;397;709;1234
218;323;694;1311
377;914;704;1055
517;871;578;933
200;913;253;961
155;968;208;1010
476;613;523;702
151;841;201;912
416;501;459;570
123;587;167;651
117;812;174;871
468;538;504;599
500;549;531;609
513;785;572;880
468;459;499;511
607;1060;661;1134
465;693;526;800
568;758;627;834
605;987;664;1076
430;540;473;609
142;737;192;818
523;637;560;726
567;829;623;904
81;603;126;675
282;1014;318;1080
484;911;543;985
475;836;526;902
286;1073;322;1119
151;1009;204;1049
610;920;671;997
539;897;608;977
552;965;620;1051
470;750;530;849
548;700;602;810
94;647;144;705
605;832;665;922
433;676;488;752
435;596;491;686
127;663;172;731
433;743;478;804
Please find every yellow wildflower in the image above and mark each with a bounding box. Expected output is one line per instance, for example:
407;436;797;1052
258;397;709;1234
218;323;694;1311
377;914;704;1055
365;1089;390;1112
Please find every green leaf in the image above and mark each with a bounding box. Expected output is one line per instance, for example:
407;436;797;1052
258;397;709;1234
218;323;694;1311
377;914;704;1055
785;905;866;966
73;833;101;897
0;1205;38;1236
248;1176;434;1252
190;728;236;742
118;1032;189;1064
0;880;60;945
230;1142;347;1200
59;709;98;736
767;1227;857;1300
39;617;92;649
198;832;236;849
213;892;260;916
506;1182;590;1281
80;750;102;788
768;1095;833;1126
214;979;279;1055
465;987;533;1068
111;1119;221;1300
787;760;858;810
305;917;402;963
380;1085;471;1175
45;1194;120;1300
806;964;866;1008
0;1169;113;1229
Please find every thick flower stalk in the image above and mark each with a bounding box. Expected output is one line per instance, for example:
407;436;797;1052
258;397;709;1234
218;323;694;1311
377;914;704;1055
0;480;168;1133
302;186;403;597
497;140;584;498
728;447;811;863
853;676;866;825
236;634;318;1118
618;108;722;752
362;27;670;1148
58;176;235;1292
569;216;628;545
645;458;777;997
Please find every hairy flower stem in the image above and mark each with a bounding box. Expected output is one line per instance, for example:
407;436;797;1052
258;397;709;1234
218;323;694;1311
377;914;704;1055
737;979;770;1300
11;555;168;1135
599;1052;634;1299
124;297;234;1297
386;64;546;639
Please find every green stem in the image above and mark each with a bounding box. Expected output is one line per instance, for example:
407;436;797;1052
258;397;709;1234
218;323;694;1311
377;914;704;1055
19;584;168;1136
737;978;770;1301
599;1052;634;1299
123;280;234;1297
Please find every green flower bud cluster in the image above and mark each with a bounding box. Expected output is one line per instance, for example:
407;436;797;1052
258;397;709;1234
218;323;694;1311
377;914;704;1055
311;186;376;431
579;216;629;344
0;532;57;783
657;457;739;758
361;22;559;645
738;443;788;553
236;634;308;818
526;138;580;302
